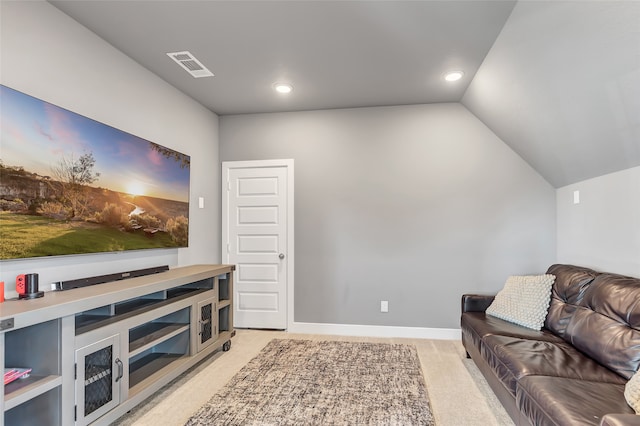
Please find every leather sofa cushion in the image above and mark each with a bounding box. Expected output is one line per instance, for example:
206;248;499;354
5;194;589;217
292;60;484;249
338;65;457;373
462;312;563;342
516;376;634;426
566;273;640;380
461;312;562;354
544;264;597;339
480;334;626;396
600;414;640;426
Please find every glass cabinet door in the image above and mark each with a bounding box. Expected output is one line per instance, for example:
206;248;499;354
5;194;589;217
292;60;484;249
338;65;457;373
196;297;217;353
75;334;121;425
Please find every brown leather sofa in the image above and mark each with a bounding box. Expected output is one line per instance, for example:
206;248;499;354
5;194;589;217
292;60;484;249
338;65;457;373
461;264;640;426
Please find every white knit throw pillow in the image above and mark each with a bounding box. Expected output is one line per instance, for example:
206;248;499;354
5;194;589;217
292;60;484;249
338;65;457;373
486;274;555;331
626;369;640;414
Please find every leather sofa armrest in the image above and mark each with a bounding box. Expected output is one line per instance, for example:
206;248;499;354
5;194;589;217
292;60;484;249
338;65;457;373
600;414;640;426
461;294;495;313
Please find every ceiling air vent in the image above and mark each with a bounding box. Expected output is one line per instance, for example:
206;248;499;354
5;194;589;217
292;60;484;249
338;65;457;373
166;51;214;78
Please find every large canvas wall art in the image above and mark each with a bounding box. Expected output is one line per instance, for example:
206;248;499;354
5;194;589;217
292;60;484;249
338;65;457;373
0;85;190;260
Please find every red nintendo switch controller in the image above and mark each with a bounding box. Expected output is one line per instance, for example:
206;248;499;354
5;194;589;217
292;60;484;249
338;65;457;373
16;274;26;295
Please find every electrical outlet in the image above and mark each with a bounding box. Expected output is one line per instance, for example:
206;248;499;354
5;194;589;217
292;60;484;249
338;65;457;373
380;300;389;313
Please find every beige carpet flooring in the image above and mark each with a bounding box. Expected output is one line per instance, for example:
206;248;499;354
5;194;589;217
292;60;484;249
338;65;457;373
113;330;514;426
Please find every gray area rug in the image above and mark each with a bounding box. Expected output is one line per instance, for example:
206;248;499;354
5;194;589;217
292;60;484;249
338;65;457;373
185;339;435;425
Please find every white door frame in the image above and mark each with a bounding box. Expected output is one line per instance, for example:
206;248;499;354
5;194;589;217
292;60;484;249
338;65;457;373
222;159;294;330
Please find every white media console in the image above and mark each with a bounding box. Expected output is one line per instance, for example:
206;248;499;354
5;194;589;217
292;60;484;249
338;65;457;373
0;264;234;426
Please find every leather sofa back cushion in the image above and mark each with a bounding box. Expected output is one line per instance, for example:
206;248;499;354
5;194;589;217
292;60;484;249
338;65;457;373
544;264;598;339
566;274;640;380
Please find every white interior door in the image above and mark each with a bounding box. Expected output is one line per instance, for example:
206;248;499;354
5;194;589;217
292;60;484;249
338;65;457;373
222;160;293;330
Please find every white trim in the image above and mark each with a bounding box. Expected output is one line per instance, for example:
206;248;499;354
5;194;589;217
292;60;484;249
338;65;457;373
285;161;294;331
223;159;294;169
221;159;294;331
288;322;461;340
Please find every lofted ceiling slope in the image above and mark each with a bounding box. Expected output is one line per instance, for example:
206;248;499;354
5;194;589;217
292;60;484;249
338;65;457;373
462;1;640;188
48;0;639;188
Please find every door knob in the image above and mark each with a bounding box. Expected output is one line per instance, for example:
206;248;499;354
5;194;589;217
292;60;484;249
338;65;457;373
279;253;285;259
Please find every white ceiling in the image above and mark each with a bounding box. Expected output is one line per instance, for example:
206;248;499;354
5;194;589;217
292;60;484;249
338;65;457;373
49;0;516;115
49;0;640;188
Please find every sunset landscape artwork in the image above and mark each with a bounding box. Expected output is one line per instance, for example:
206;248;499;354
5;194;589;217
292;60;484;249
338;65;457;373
0;85;190;260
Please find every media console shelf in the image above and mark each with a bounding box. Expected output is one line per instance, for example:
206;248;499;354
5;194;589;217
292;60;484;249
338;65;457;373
0;264;235;426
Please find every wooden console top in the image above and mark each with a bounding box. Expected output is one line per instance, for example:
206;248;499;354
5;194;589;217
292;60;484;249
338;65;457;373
0;264;234;331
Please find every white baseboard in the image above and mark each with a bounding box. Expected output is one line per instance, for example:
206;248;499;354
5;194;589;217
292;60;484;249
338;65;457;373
287;321;461;340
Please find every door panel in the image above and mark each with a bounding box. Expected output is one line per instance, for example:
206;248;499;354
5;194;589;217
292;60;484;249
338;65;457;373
238;235;279;253
238;177;279;195
237;206;279;224
238;263;279;281
237;292;279;311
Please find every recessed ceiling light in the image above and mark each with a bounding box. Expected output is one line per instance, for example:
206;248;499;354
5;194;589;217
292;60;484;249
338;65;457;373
443;71;464;82
273;83;293;94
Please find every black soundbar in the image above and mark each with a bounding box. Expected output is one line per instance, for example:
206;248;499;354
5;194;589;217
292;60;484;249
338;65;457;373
53;265;170;291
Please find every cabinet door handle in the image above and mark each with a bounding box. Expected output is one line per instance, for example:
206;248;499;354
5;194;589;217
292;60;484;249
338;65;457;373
115;358;124;382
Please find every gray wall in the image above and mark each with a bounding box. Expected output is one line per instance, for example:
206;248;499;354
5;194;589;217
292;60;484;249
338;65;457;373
557;166;640;277
220;103;556;329
0;1;221;292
